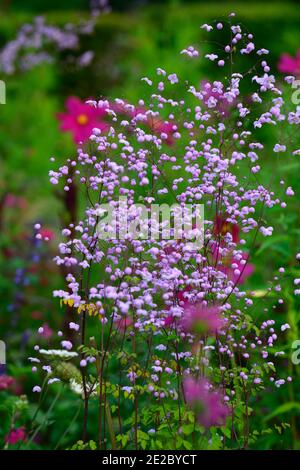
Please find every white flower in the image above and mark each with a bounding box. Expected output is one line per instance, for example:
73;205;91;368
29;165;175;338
39;349;78;359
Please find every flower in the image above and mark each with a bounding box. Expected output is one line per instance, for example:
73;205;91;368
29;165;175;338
200;80;235;116
214;214;239;244
181;304;223;336
211;242;254;285
5;427;27;445
114;315;133;332
61;340;73;350
39;228;55;241
112;101;175;145
39;348;78;359
217;251;254;284
0;375;14;391
39;323;53;339
57;96;108;143
278;50;300;76
184;377;229;428
4;193;27;209
69;322;80;331
36;15;297;444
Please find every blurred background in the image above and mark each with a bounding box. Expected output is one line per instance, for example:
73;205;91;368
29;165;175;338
0;0;300;449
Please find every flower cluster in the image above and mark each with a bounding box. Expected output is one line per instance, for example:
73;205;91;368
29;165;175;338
31;14;299;447
0;2;110;75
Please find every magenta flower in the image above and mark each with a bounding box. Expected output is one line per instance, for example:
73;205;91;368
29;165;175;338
163;314;175;327
200;80;235;116
184;377;229;428
278;50;300;76
230;252;254;284
222;253;254;285
181;304;223;336
5;427;27;445
57;96;108;144
212;243;254;285
148;117;174;145
114;315;133;333
0;375;14;391
163;287;191;327
214;214;239;244
39;228;55;241
39;323;53;339
4;193;27;209
112;101;175;145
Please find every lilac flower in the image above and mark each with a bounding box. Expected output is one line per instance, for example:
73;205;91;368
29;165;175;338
200;24;213;32
260;226;273;237
168;73;179;84
30;14;300;442
273;144;286;153
286;187;295;196
69;322;80;331
61;340;73;351
0;4;110;75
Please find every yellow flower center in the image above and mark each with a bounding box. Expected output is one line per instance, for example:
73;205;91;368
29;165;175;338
77;114;88;125
221;222;231;236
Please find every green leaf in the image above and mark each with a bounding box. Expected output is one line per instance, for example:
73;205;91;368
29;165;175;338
255;235;289;256
264;402;300;422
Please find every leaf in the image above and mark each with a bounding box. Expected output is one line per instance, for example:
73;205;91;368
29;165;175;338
221;426;231;438
264;402;300;422
181;424;194;436
182;439;193;450
255;235;289;256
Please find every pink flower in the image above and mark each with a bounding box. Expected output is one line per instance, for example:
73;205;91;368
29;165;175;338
163;314;175;327
181;304;223;335
184;377;229;428
149;117;174;145
278;50;300;76
5;427;27;445
114;315;132;333
163;287;191;327
39;323;53;339
39;228;55;241
0;375;14;391
200;80;235;117
57;96;108;144
112;102;175;145
4;193;27;209
212;243;254;285
222;253;254;285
